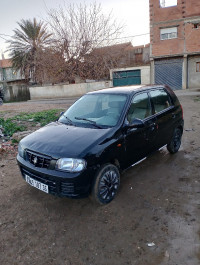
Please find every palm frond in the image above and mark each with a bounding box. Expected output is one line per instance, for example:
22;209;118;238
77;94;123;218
6;18;53;82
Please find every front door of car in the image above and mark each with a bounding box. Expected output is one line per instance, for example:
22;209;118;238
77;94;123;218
123;92;158;168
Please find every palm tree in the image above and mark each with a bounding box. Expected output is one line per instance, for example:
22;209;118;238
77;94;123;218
7;18;52;82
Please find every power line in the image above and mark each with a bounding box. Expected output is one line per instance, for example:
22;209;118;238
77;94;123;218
0;32;149;42
109;33;149;41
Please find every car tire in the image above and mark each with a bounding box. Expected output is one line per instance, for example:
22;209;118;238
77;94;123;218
0;98;3;106
91;164;120;205
167;128;182;154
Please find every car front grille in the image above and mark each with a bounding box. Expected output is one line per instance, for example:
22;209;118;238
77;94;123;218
26;150;51;169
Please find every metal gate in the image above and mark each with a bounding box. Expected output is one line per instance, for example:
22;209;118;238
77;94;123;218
113;70;141;87
155;58;183;90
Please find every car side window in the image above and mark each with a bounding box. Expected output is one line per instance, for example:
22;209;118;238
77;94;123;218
127;93;152;123
150;89;172;114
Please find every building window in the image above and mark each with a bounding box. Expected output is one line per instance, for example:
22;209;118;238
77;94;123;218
160;27;177;40
160;0;177;8
196;62;200;72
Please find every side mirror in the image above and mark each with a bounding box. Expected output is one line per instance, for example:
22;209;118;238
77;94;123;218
129;118;145;128
57;111;64;121
60;111;64;117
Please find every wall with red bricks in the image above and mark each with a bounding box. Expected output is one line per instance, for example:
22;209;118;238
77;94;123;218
150;0;200;57
150;0;183;23
185;23;200;53
185;1;200;17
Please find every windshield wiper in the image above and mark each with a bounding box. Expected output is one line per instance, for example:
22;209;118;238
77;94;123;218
75;117;102;129
63;115;74;125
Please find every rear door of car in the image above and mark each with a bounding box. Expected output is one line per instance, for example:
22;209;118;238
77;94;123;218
149;88;176;149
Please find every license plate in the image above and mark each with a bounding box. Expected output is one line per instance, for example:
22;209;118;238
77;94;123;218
25;174;49;193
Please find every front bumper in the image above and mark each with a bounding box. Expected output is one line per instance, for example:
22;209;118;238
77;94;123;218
17;154;96;198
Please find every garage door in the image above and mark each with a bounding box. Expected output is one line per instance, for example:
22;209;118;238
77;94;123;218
113;70;141;87
155;58;183;90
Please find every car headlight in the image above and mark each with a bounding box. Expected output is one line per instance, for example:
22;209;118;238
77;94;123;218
56;158;86;172
18;143;25;158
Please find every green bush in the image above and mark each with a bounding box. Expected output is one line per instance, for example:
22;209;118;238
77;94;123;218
0;109;63;137
13;109;61;126
194;96;200;102
0;118;26;137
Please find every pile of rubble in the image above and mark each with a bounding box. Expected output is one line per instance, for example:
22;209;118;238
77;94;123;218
0;125;32;155
0;126;9;142
0;141;18;155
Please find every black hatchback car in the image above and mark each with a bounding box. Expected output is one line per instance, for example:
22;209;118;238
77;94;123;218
17;85;184;204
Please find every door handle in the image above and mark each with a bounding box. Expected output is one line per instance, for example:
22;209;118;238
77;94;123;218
149;123;156;131
150;122;156;126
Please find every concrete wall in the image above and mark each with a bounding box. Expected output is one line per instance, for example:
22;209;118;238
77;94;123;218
110;66;151;85
30;81;112;100
4;85;30;102
188;55;200;88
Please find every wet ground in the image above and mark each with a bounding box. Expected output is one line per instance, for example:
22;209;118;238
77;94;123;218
0;92;200;265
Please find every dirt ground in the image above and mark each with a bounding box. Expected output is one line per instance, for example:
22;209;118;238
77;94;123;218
0;94;200;265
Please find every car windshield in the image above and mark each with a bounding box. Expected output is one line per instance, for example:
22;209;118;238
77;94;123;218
59;93;127;128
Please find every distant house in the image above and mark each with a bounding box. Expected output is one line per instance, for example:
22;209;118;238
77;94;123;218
0;58;29;102
0;58;24;87
97;42;151;87
85;42;150;83
91;42;150;68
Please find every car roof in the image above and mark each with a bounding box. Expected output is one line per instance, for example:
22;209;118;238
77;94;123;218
87;85;166;95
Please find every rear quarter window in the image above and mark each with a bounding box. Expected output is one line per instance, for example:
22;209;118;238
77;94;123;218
150;89;172;114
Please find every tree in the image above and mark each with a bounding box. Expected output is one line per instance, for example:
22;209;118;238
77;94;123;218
46;2;124;81
81;42;133;80
7;18;52;82
7;3;124;85
34;48;67;84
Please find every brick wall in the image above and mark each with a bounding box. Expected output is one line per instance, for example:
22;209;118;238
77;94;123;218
150;0;200;57
185;1;200;17
185;23;200;53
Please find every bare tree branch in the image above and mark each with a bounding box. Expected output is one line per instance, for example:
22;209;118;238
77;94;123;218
44;1;124;81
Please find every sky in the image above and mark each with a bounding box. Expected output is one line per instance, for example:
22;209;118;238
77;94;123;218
0;0;149;59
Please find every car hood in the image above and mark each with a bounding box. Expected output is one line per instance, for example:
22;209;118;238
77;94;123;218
21;122;113;158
